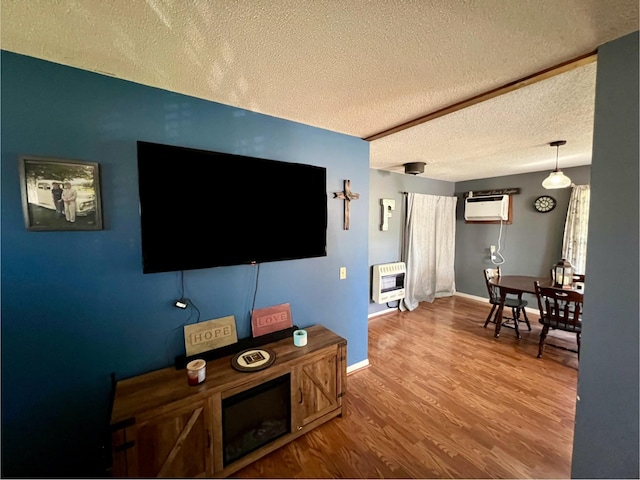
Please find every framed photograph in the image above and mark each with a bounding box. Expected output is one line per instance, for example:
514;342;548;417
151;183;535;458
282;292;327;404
19;155;103;231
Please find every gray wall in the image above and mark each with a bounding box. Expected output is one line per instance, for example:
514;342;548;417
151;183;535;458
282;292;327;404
455;166;590;304
571;31;639;479
368;169;454;315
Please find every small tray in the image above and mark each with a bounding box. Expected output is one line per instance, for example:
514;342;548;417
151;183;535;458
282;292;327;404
231;348;276;372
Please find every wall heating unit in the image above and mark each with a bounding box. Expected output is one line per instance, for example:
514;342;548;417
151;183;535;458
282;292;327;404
372;262;406;304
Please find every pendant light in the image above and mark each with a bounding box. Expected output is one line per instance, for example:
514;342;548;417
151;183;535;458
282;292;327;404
542;140;571;189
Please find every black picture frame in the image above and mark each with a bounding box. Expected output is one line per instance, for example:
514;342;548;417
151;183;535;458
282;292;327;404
19;155;103;231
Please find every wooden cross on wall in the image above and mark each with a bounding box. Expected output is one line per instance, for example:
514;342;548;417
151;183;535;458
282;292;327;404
333;180;360;230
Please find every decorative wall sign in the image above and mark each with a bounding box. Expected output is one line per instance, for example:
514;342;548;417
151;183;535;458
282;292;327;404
184;315;238;356
462;188;520;198
19;155;103;231
231;348;276;372
380;198;395;231
333;179;360;230
251;303;293;337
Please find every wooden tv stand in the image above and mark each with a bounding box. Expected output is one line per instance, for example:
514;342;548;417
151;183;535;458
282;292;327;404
110;325;347;478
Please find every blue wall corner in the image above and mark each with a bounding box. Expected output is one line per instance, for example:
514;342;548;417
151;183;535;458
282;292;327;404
1;50;370;476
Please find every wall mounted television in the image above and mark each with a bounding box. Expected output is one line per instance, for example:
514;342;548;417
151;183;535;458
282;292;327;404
137;141;327;274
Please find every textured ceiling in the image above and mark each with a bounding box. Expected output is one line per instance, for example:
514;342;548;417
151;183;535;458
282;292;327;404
1;0;638;181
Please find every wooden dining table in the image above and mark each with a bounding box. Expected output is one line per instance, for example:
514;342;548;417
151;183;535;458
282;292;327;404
488;275;551;338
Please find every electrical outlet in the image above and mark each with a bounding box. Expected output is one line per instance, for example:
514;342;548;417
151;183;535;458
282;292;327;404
490;245;496;253
339;267;347;280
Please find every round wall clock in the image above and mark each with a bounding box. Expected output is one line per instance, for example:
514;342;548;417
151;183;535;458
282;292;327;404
534;195;556;213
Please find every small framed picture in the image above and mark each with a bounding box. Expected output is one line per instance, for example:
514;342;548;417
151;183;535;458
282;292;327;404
19;155;103;231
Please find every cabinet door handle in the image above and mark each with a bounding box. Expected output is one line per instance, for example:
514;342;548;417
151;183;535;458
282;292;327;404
297;426;302;431
207;430;211;449
299;388;303;404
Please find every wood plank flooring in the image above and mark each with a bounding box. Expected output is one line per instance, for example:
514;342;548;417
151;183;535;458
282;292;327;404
234;295;578;478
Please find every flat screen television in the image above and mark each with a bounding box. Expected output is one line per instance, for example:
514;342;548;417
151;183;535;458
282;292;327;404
137;141;327;274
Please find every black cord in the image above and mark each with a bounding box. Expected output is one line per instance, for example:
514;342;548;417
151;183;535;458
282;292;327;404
166;297;200;363
188;298;201;323
166;271;202;364
386;300;401;309
175;270;200;323
172;299;197;328
251;262;261;313
176;270;185;298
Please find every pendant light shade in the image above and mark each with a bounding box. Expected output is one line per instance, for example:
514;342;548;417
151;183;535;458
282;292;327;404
542;140;571;189
542;170;572;189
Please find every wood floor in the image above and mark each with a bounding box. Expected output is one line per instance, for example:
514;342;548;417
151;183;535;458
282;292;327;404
234;295;579;479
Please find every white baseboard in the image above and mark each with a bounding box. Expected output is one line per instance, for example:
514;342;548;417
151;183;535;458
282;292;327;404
367;307;397;319
347;359;370;375
454;291;486;303
454;291;538;316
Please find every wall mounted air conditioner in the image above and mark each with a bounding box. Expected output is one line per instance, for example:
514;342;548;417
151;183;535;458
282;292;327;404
464;194;509;221
372;262;406;304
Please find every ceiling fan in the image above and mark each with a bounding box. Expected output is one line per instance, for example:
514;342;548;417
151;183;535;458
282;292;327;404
384;162;427;175
403;162;426;175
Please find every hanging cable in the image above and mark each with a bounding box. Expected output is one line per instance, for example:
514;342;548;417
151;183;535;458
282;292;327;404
166;270;201;363
251;262;261;314
178;270;185;297
492;220;506;265
173;270;200;322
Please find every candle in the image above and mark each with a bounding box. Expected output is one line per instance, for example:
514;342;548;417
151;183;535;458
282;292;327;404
186;359;206;385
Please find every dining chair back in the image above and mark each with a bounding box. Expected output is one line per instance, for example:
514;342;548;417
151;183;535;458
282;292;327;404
534;281;583;358
483;268;530;331
550;269;586;284
572;273;586;283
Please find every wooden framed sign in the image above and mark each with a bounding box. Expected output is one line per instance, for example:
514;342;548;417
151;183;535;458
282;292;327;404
184;315;238;356
251;303;293;337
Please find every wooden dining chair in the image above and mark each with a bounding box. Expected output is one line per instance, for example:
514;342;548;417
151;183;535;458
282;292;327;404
483;268;530;330
534;281;583;359
572;273;586;283
550;269;585;284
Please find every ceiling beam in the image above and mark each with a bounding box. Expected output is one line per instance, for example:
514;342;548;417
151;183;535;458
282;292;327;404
363;50;598;142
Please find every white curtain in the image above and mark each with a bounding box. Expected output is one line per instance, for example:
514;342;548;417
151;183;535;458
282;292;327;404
400;193;457;311
562;184;590;274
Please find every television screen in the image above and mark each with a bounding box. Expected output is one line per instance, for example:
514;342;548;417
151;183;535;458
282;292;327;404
137;141;327;274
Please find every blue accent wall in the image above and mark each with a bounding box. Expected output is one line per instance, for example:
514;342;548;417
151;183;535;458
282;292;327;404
1;51;370;476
